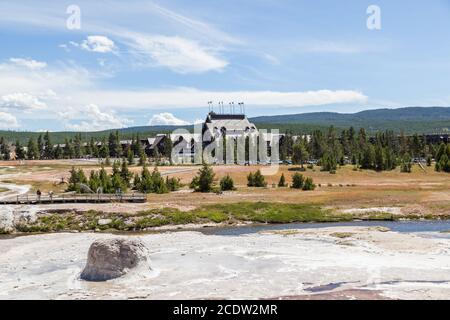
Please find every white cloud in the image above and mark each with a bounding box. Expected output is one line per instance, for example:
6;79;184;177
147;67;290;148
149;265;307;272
0;59;93;94
80;35;116;53
148;113;190;126
0;112;19;129
63;104;132;131
262;53;280;65
125;33;227;73
78;88;368;109
9;58;47;69
1;92;47;110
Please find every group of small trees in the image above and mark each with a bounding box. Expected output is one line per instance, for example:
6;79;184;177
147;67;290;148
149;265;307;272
277;172;315;190
435;143;450;172
247;170;267;187
67;161;180;194
290;173;315;190
279;127;439;173
68;162;317;194
67;160;134;194
133;166;180;194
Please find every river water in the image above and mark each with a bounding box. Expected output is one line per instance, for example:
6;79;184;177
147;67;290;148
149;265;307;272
202;219;450;238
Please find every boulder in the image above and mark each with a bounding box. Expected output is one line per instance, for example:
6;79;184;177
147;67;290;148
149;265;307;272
80;238;150;281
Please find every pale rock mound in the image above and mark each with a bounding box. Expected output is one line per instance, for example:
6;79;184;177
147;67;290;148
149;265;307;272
80;238;150;281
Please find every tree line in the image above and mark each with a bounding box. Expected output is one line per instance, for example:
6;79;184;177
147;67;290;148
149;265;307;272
67;160;181;194
280;127;441;172
0;131;173;161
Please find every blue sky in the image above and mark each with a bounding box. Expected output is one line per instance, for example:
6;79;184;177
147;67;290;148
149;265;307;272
1;0;450;131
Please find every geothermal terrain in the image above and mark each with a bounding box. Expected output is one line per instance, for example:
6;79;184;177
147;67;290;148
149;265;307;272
2;161;450;300
2;227;450;300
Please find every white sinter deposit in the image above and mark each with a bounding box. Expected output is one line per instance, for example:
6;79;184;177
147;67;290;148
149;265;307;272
0;182;35;232
1;226;450;300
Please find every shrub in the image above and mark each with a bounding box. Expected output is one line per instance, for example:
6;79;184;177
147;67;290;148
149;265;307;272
189;176;199;189
190;163;215;192
220;174;235;191
249;169;267;187
291;172;304;189
166;176;181;191
426;155;432;167
278;173;287;187
302;177;316;191
247;172;255;187
400;153;412;173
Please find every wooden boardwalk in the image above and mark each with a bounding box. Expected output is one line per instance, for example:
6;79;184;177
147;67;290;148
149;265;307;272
0;193;147;205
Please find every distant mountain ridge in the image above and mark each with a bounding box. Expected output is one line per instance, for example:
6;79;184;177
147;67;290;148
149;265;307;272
2;107;450;143
250;107;450;123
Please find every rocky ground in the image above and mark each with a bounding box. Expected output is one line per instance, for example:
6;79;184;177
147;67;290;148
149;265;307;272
1;226;450;300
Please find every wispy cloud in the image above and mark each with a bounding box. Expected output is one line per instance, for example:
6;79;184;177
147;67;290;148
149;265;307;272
146;2;240;46
121;32;228;73
62;104;132;131
76;87;368;109
0;111;19;129
9;57;47;69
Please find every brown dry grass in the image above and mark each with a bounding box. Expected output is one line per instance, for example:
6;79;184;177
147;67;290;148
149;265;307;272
2;160;450;217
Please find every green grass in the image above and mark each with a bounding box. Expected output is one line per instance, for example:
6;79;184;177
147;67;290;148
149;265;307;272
194;202;342;223
9;201;403;234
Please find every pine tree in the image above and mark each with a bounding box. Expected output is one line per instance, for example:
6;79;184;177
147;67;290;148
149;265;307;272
291;172;304;189
278;173;286;187
247;172;255;187
360;145;375;169
74;133;84;158
190;163;215;192
66;167;87;192
27;137;39;160
220;174;235;191
166;176;181;191
320;152;337;172
108;131;122;158
374;143;385;171
302;177;316;191
139;151;147;166
139;164;153;193
252;169;267;187
63;138;74;159
99;165;112;193
54;144;62;159
120;158;132;187
134;134;143;156
37;134;44;158
162;135;173;160
133;172;141;190
99;137;109;159
292;141;309;168
151;167;168;194
400;153;412;173
127;148;134;165
88;170;101;193
15;140;26;160
43;131;53;159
